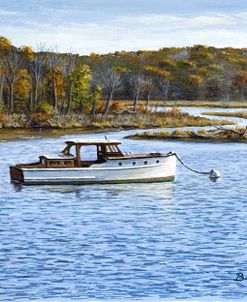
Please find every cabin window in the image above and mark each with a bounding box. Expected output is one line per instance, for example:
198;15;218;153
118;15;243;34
80;146;97;161
49;160;58;166
156;160;160;163
47;159;74;167
69;146;76;156
144;161;148;165
106;145;121;156
132;162;136;165
118;162;122;166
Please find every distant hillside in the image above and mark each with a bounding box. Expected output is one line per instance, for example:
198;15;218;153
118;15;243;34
0;36;247;114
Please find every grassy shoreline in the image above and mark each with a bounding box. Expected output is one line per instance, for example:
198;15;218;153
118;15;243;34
0;127;114;141
0;110;233;141
202;111;247;119
126;128;247;143
123;100;247;109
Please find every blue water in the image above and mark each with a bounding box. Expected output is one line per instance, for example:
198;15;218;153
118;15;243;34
1;127;247;301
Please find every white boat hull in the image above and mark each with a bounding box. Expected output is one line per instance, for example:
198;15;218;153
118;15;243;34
18;155;176;185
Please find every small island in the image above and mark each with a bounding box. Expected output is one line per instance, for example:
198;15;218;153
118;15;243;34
126;126;247;143
202;111;247;119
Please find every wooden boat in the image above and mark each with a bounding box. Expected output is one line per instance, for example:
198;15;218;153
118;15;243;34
9;139;176;185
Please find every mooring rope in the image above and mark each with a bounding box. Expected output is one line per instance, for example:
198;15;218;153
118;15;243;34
173;152;210;175
168;152;220;179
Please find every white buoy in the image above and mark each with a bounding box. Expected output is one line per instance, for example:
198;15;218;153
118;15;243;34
209;169;221;180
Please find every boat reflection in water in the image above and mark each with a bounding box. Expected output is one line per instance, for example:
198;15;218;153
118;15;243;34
11;179;174;201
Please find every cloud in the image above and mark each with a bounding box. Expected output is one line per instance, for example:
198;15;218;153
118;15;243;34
1;12;247;54
0;9;23;16
116;13;238;27
0;22;125;54
190;15;236;26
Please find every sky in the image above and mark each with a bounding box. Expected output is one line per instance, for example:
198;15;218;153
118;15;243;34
0;0;247;54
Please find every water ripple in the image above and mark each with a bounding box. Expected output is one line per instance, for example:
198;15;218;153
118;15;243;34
1;129;247;301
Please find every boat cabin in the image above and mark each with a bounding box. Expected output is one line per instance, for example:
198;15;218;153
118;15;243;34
39;139;123;168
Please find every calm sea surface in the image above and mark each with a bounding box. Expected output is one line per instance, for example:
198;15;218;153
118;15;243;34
1;108;247;301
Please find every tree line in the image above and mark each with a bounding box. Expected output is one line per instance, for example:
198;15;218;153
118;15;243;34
0;36;247;115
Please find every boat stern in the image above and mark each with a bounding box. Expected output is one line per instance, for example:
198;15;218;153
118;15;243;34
9;166;24;183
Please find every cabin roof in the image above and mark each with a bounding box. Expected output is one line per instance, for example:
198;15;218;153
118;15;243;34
65;139;121;146
40;154;75;159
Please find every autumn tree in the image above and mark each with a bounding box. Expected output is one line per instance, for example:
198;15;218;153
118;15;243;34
174;59;197;99
89;84;102;116
0;62;5;109
71;64;92;112
157;59;176;101
14;68;31;110
0;37;11;109
4;45;32;113
143;65;172;103
47;51;62;110
64;53;77;113
183;74;204;99
218;63;238;104
143;76;154;108
95;65;126;114
203;64;224;99
189;45;215;66
129;72;146;111
2;36;247;114
29;44;47;111
234;71;247;101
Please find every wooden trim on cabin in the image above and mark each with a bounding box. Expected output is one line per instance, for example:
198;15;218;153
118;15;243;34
65;141;121;146
46;159;75;168
106;154;174;160
75;145;81;167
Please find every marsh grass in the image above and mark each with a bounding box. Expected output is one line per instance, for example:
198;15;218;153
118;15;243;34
120;100;247;109
126;126;247;143
202;111;247;119
0;109;233;130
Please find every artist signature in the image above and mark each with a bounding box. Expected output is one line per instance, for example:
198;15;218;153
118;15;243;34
234;273;247;281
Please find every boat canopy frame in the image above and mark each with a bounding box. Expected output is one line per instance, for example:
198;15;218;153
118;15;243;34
61;140;124;166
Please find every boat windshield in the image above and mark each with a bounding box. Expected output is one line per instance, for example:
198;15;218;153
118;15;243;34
62;145;76;157
105;145;122;156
